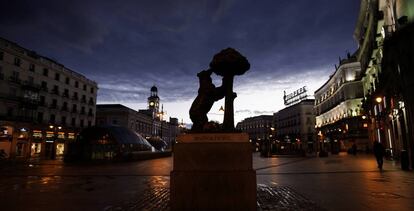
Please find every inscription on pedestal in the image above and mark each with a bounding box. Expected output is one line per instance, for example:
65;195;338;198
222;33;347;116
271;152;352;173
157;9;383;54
177;133;249;143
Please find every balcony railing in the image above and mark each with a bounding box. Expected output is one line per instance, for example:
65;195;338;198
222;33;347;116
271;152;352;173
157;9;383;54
9;76;21;84
22;81;41;90
72;96;79;101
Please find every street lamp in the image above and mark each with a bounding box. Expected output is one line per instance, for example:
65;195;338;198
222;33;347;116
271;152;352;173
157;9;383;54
375;96;383;104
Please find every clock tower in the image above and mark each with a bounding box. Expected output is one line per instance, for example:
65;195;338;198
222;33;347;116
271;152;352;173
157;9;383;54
148;85;160;117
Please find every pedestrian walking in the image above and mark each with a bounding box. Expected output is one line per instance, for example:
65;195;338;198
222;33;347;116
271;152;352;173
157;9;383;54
373;140;385;171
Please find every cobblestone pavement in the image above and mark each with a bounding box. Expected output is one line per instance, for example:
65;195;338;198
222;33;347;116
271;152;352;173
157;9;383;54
107;184;325;211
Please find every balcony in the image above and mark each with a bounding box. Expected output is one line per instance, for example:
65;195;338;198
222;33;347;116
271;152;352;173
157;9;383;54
80;110;86;115
88;100;94;105
71;109;78;114
21;98;40;109
22;81;41;91
61;106;69;112
9;76;21;84
72;95;79;101
81;98;87;103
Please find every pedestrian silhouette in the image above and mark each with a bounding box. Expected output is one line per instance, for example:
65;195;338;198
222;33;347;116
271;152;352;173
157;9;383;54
373;140;385;171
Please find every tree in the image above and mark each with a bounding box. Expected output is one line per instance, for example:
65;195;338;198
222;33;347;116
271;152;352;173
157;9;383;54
210;48;250;131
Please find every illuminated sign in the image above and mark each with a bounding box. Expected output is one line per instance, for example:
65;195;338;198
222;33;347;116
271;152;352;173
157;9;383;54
33;130;43;138
284;86;308;106
68;133;75;139
46;132;54;138
57;132;65;139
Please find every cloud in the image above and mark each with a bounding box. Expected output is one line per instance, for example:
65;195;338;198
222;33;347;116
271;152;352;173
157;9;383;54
0;0;361;122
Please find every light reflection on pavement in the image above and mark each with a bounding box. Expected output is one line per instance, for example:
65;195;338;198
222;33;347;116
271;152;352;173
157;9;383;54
0;153;413;211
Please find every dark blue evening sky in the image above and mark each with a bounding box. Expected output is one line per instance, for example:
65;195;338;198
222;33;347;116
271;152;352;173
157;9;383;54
0;0;361;121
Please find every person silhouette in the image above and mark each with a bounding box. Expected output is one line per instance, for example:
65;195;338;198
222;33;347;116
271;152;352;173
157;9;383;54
373;140;385;171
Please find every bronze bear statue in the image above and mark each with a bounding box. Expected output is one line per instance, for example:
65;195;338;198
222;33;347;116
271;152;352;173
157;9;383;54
189;69;225;131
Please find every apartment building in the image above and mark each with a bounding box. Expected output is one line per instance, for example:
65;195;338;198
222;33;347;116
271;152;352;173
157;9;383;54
0;37;98;160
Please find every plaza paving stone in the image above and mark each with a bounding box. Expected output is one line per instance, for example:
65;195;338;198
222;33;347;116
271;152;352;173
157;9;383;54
0;153;413;210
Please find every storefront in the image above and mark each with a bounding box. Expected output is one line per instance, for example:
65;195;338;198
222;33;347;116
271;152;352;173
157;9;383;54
0;126;13;158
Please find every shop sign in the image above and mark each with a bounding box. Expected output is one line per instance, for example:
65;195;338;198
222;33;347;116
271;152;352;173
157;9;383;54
33;130;43;138
57;132;65;139
68;133;75;139
284;86;308;106
46;132;54;138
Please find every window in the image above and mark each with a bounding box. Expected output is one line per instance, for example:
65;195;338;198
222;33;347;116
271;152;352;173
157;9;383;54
62;102;68;111
50;114;56;124
75;81;79;88
61;116;66;126
81;106;85;114
39;95;45;103
14;57;21;66
65;77;70;85
28;76;34;84
80;119;84;128
55;73;60;81
43;68;48;76
90;87;94;94
12;71;19;79
0;51;3;60
71;118;76;126
37;112;44;122
73;92;78;100
72;104;77;112
41;81;47;90
88;121;92;127
29;64;35;72
52;85;59;94
63;89;69;97
51;99;57;108
83;84;87;91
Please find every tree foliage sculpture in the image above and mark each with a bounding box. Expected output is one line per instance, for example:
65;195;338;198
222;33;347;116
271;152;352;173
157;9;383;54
210;48;250;131
189;48;250;132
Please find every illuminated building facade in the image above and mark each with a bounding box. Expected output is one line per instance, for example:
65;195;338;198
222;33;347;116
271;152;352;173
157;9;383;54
236;115;273;143
314;55;369;152
0;37;98;160
275;99;316;153
96;87;179;148
357;0;414;169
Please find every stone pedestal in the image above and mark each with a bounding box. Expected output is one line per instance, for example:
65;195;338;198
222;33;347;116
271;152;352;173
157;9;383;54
170;133;257;211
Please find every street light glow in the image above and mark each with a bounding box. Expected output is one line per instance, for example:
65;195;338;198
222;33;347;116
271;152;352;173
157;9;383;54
376;97;383;103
